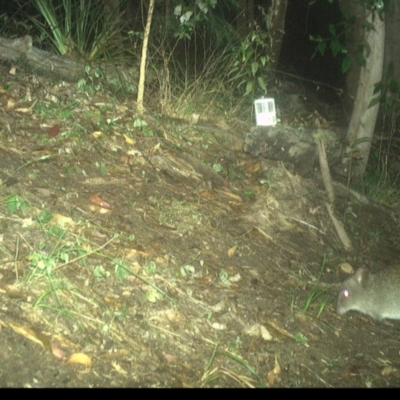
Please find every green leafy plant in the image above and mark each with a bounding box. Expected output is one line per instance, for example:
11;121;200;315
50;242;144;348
228;24;270;98
6;195;30;214
310;20;351;73
310;0;386;75
300;257;332;317
29;0;124;60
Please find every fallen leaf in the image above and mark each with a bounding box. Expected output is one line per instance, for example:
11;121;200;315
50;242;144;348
260;325;273;341
228;245;237;258
67;353;92;367
3;285;25;298
112;362;128;375
51;343;66;359
89;195;114;210
53;213;75;227
229;273;241;282
124;134;135;145
48;124;60;137
15;99;37;113
267;356;281;385
245;324;262;336
209;322;226;330
124;249;139;260
21;218;34;228
339;263;354;274
189;113;200;125
382;366;396;376
163;353;177;363
7;98;15;109
149;142;161;154
6;322;52;353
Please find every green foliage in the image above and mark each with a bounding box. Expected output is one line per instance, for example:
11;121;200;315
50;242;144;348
173;3;212;40
293;256;332;317
169;0;233;42
0;10;36;39
309;0;386;75
310;21;350;73
37;210;53;224
362;166;400;206
364;0;385;11
6;195;29;214
228;24;269;98
27;0;125;60
371;63;400;111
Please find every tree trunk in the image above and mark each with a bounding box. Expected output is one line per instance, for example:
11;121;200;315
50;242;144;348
137;0;155;115
346;9;385;177
0;35;140;92
383;1;400;84
236;0;255;39
266;0;288;68
338;0;365;114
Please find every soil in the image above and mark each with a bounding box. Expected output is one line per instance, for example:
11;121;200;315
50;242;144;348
0;64;400;388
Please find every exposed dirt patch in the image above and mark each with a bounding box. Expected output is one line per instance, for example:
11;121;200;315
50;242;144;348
0;65;400;387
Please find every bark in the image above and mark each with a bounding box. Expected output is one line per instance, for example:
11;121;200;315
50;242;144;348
137;0;155;115
338;0;365;114
0;35;139;92
236;0;255;39
243;125;339;177
383;2;400;85
346;9;385;176
266;0;288;67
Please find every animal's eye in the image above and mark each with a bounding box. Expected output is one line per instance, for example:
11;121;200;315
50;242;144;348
342;289;350;299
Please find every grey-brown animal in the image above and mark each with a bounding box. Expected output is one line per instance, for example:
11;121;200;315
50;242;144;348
337;267;400;321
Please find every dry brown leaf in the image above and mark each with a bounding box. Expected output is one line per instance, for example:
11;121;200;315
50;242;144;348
123;249;139;260
15;105;34;113
217;190;243;202
53;213;75;227
89;195;114;210
51;343;66;359
138;251;152;258
7;323;53;353
151;142;161;153
163;353;178;363
67;353;92;367
149;309;184;324
3;285;25;298
267;356;281;385
104;296;124;308
339;263;354;274
189;113;200;125
228;273;241;282
88;204;113;213
260;325;273;341
124;134;135;145
7;98;15;109
245;324;261;336
112;362;128;375
381;366;397;376
209;322;226;330
228;245;237;258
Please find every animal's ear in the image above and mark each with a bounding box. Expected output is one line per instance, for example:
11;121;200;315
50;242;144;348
355;267;369;287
